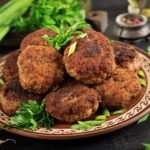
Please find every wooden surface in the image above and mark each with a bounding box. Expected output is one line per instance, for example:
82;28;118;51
0;0;150;150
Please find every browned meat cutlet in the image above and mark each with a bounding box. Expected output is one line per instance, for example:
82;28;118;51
3;50;20;81
45;82;101;123
95;68;142;109
17;45;65;94
112;41;142;71
20;28;57;49
0;78;43;116
63;28;116;85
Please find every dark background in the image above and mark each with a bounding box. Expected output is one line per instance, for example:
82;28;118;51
0;0;150;150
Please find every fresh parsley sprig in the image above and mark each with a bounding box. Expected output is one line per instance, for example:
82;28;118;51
15;0;85;32
10;100;54;131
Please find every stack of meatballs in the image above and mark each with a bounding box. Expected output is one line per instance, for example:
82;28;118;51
0;27;142;123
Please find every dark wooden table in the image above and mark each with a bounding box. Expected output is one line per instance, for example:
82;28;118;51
0;0;150;150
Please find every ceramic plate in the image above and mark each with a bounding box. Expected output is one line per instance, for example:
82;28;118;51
0;42;149;140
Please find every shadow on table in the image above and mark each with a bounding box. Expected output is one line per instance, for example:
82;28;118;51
0;120;150;150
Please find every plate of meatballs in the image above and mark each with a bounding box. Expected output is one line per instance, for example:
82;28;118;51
0;27;149;140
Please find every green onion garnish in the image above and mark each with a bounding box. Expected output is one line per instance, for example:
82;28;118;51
112;109;126;115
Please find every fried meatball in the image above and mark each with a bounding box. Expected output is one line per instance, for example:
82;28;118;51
20;28;57;49
112;41;142;71
63;28;116;85
3;50;20;81
45;82;101;123
17;45;64;94
95;68;142;109
0;78;43;116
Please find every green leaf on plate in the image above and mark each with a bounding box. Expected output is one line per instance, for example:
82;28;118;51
82;120;105;126
138;70;145;78
112;109;126;115
71;116;106;130
77;33;87;40
10;100;54;131
68;42;77;57
139;78;147;87
103;108;110;117
96;115;106;120
0;79;4;85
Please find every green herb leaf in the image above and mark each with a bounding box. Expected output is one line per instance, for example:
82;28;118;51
77;33;87;40
138;114;150;124
71;124;90;130
112;109;126;115
95;115;106;120
81;120;105;126
138;70;145;77
77;121;92;130
103;108;110;117
72;115;106;130
49;25;60;34
0;79;4;85
139;78;147;87
68;42;77;57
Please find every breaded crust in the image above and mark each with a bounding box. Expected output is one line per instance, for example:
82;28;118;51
3;50;20;81
20;28;57;49
18;45;65;94
45;82;101;123
95;68;142;109
112;41;142;71
63;28;116;85
0;78;43;116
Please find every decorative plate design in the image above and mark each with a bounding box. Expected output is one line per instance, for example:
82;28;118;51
0;44;150;140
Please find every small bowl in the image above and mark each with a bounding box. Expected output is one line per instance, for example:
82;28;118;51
116;13;148;28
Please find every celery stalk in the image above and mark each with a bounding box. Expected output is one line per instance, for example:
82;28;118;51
0;0;34;41
0;0;34;26
0;0;17;13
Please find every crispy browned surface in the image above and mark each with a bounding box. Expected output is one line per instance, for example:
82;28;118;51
112;41;142;71
3;50;20;81
63;28;116;85
95;68;142;109
18;45;65;94
20;28;57;49
45;82;101;123
0;78;43;116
